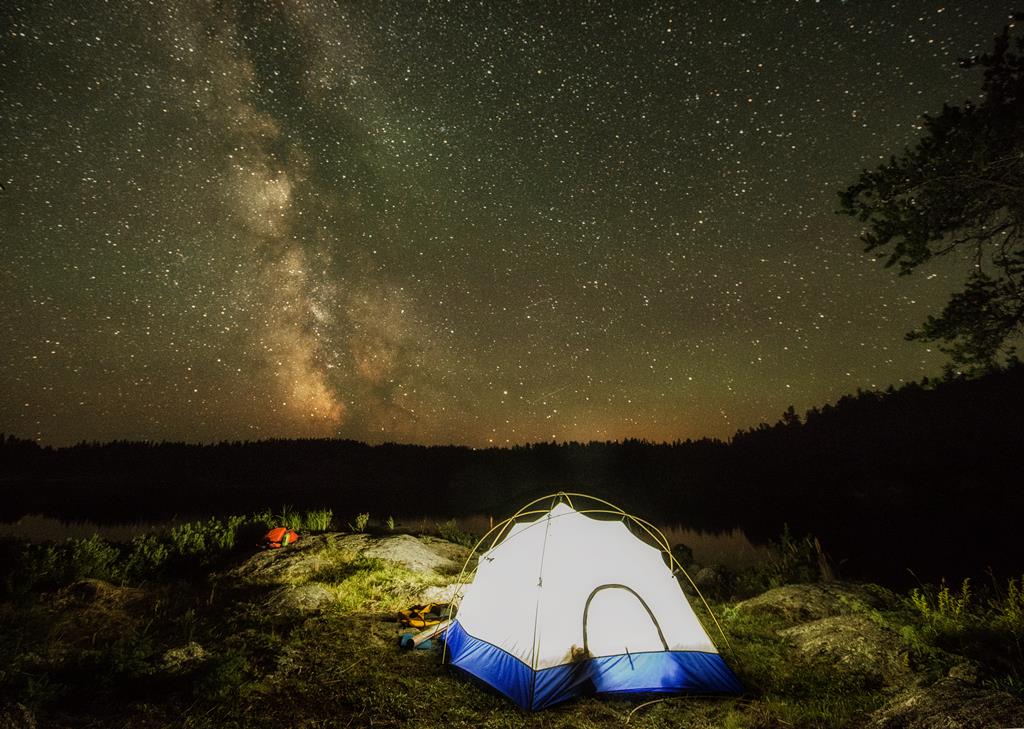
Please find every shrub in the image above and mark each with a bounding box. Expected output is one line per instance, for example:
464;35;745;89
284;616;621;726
910;579;974;632
251;508;277;530
729;525;825;598
437;519;476;548
69;534;122;583
349;512;370;533
903;576;1024;695
122;534;171;581
386;515;396;532
214;515;246;551
764;525;825;586
170;521;209;557
275;504;300;530
170;516;245;559
671;542;694;567
0;541;63;595
302;509;333;532
996;576;1024;637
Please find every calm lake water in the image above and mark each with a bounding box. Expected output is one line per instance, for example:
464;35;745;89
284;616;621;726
0;513;768;569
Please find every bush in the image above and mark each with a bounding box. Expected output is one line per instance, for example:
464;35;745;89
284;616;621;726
671;542;694;567
765;525;827;586
170;516;245;559
170;521;209;557
219;515;248;550
122;534;171;581
301;509;333;533
436;519;476;548
251;508;277;530
349;512;370;533
910;579;973;632
996;576;1024;637
904;576;1024;695
728;525;827;598
275;504;300;530
0;540;63;595
69;534;122;583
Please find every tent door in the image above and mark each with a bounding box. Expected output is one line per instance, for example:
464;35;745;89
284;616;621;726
581;583;669;658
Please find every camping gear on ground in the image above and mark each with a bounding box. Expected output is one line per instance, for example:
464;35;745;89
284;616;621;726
399;618;452;650
398;602;450;629
443;494;742;710
262;526;300;549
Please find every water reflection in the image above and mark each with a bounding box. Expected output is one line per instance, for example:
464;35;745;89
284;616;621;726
382;514;768;569
0;514;177;543
0;513;768;569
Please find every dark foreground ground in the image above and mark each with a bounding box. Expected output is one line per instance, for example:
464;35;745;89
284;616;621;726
2;526;1023;728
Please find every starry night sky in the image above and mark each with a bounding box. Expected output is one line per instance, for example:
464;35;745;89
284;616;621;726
0;2;1014;446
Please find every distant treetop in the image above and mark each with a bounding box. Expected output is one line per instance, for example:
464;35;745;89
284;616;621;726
840;16;1024;371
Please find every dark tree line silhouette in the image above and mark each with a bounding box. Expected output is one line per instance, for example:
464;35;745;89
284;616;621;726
1;363;1022;585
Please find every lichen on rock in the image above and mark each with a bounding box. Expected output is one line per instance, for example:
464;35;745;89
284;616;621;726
780;614;909;685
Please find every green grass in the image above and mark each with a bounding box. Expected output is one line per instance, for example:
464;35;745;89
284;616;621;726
905;576;1024;695
301;509;334;533
719;603;887;726
254;506;334;533
348;511;370;533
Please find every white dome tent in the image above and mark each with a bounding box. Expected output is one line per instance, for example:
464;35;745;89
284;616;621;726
443;494;743;710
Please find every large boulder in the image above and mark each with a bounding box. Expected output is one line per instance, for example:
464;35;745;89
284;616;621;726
361;534;469;575
731;582;896;624
228;533;470;587
870;676;1024;728
780;614;909;685
224;533;473;616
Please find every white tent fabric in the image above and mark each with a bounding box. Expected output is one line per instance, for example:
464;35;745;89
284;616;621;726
444;502;742;709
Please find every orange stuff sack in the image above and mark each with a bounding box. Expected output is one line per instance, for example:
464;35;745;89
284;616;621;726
263;526;300;549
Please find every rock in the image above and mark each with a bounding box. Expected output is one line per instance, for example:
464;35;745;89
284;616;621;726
362;534;469;575
228;533;470;587
0;703;36;729
416;583;464;605
228;534;350;585
870;677;1024;728
947;660;980;685
162;642;207;673
266;583;337;615
692;565;728;593
780;614;908;685
732;582;896;624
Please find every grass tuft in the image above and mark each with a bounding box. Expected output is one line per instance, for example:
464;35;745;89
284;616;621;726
348;512;370;533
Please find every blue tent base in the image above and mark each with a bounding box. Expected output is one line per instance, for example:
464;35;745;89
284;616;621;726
445;620;743;711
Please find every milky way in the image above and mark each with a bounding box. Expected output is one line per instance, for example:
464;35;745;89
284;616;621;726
0;2;1014;446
